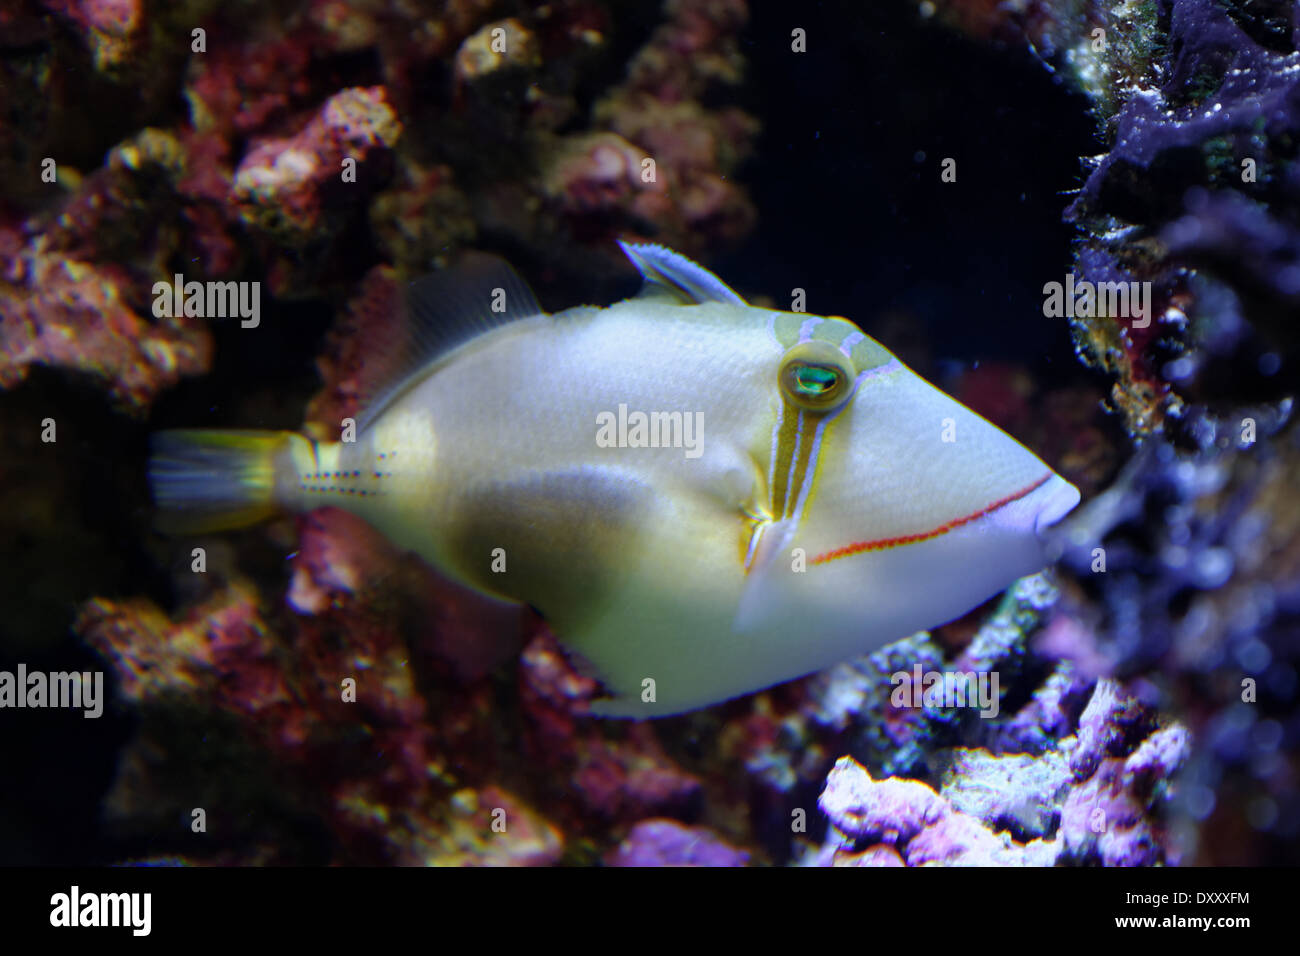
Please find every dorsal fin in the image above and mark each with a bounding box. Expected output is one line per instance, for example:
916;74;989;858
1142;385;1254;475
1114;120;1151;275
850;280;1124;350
617;240;747;306
356;251;544;432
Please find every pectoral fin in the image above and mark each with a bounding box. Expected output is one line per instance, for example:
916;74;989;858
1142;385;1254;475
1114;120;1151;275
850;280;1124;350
734;516;802;633
446;453;774;716
443;466;654;632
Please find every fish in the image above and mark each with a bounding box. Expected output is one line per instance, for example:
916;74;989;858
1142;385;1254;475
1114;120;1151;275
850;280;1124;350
149;242;1081;717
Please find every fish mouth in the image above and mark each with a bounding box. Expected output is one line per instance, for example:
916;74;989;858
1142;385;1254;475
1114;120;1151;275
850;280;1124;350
1032;474;1082;539
809;471;1082;567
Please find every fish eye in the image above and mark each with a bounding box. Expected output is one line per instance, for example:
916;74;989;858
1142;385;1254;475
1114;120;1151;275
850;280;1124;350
778;341;856;412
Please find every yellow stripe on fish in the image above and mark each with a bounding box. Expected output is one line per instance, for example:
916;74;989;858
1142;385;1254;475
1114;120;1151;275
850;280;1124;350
149;242;1080;717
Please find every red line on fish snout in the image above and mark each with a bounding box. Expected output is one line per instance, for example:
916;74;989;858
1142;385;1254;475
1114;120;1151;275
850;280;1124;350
810;472;1053;565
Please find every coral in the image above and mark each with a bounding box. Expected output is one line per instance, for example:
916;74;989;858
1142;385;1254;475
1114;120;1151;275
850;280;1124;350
814;679;1189;866
921;0;1300;430
369;159;476;274
0;126;229;412
519;631;704;826
0;194;212;411
3;0;758;413
74;511;545;865
915;0;1163;115
826;844;906;867
1033;0;1300;439
920;0;1300;867
233;86;402;248
1033;5;1300;859
13;0;1269;868
403;786;563;867
984;663;1093;754
1053;423;1300;863
606;819;749;867
816;755;1060;866
42;0;142;73
184;34;314;140
453;18;541;85
541;131;665;225
819;757;948;845
301;264;402;436
540;0;758;257
1056;684;1192;865
72;495;714;864
944;749;1069;840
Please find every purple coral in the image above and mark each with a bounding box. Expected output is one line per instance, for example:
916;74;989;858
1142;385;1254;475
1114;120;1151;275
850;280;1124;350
818;756;947;846
816;755;1058;867
607;820;749;867
814;680;1189;866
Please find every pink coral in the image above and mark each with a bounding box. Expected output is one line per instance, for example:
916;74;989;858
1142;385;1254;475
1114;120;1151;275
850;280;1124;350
233;86;402;241
542;132;665;217
542;0;758;255
14;0;774;868
76;531;549;865
185;36;313;138
75;478;545;865
42;0;141;71
302;264;402;435
0;221;211;412
519;630;704;825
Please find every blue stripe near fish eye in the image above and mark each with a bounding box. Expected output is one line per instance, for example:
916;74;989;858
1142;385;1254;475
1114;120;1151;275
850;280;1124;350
840;331;865;358
856;357;903;383
797;317;825;342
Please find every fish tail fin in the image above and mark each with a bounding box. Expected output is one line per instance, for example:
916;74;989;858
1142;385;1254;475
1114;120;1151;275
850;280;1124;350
149;429;295;533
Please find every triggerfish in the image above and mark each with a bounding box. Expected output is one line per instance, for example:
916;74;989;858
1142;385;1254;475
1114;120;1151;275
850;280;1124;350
150;243;1081;716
